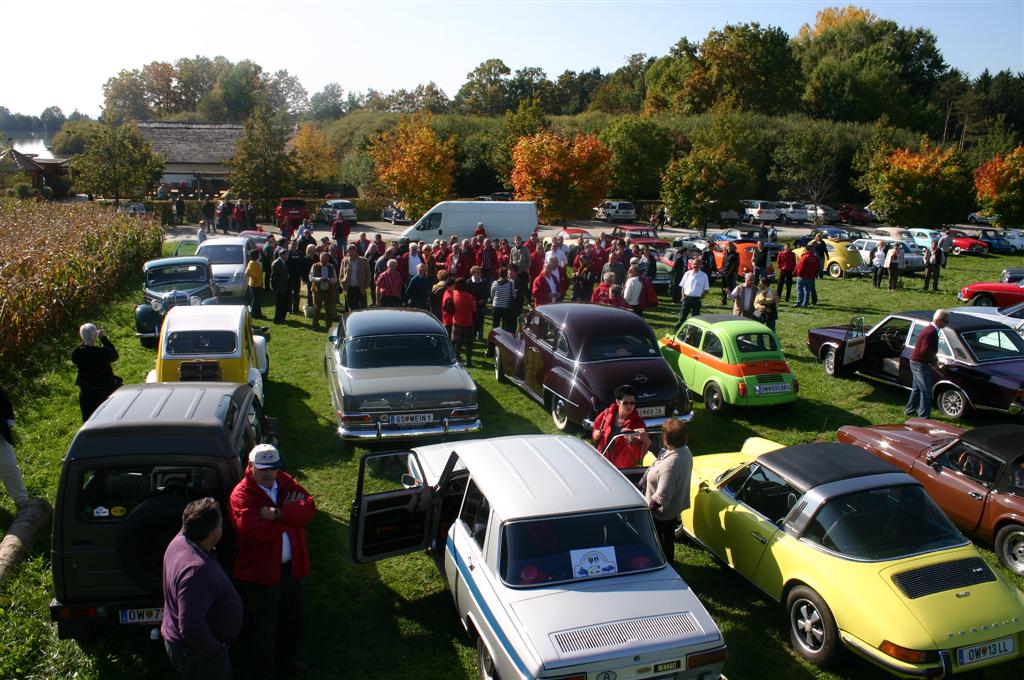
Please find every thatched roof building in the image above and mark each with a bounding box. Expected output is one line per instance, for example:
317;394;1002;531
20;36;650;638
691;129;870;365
136;122;243;188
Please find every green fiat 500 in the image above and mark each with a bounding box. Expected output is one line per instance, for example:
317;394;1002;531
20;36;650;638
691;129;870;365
660;314;798;414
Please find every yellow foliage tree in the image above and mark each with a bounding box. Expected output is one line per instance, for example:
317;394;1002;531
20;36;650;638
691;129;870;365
367;114;456;219
511;131;611;224
796;5;878;41
291;121;337;189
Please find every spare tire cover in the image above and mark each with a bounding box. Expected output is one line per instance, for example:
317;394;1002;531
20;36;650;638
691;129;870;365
116;495;188;592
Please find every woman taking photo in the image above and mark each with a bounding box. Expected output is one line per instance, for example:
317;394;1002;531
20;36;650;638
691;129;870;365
592;385;650;469
753;277;779;331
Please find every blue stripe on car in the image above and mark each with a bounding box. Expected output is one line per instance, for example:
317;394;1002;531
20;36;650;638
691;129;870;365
447;536;535;679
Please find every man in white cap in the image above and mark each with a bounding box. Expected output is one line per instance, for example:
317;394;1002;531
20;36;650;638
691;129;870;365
229;444;316;676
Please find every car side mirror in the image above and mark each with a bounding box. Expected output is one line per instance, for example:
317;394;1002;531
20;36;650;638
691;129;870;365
401;473;421;489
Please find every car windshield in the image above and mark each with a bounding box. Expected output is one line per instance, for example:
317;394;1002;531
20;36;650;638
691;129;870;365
281;199;305;208
500;509;665;587
342;334;455;368
334;201;353;209
584;332;659;361
735;333;778;353
959;328;1024;362
166;330;237;355
146;264;208;287
197;244;244;265
998;302;1024;318
802;484;965;560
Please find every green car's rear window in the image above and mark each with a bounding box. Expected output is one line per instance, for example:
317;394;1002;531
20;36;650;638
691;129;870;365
735;333;777;353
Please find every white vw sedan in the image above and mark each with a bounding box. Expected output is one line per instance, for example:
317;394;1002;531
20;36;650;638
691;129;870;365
350;435;727;680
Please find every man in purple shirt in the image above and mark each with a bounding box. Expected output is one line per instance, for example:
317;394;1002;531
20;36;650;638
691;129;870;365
906;309;950;418
161;497;242;680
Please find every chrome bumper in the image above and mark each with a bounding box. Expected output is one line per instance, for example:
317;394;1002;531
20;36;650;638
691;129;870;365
338;418;482;440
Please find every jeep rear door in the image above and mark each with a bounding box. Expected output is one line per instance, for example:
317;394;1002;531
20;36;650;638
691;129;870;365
350;450;453;563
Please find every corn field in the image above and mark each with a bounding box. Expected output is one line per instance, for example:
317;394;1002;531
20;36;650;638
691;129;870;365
0;201;162;366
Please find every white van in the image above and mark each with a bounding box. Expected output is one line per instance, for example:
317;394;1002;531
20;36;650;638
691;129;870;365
400;201;538;242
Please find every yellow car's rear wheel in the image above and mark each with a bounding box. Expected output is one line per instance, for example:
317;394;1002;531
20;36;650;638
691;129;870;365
787;585;838;666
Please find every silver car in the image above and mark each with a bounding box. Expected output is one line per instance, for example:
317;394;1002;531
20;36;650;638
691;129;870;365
594;200;637;222
320;199;357;223
350;435;728;680
194;236;256;300
325;309;481;441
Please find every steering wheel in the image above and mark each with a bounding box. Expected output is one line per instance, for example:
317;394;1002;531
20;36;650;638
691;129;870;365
879;329;903;353
954;451;985;479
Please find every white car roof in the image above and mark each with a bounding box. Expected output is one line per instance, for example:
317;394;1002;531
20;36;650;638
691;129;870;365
414;435;645;520
198;237;249;247
163;304;248;333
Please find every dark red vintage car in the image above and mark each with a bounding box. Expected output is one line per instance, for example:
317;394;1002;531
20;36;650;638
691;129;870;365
489;303;691;430
807;310;1024;419
838;203;871;225
610;225;671;251
837;420;1024;574
958;279;1024;308
273;197;309;227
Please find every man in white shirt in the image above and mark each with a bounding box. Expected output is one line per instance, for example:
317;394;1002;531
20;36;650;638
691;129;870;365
678;259;710;325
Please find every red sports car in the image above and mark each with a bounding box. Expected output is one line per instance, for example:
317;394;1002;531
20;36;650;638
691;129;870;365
837;420;1024;574
958;279;1024;307
947;230;990;255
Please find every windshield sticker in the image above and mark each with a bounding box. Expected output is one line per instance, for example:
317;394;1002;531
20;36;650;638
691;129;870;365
111;506;127;517
93;506;110;518
571;546;618;579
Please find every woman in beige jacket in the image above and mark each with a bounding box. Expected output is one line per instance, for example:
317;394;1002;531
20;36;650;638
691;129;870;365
644;418;693;560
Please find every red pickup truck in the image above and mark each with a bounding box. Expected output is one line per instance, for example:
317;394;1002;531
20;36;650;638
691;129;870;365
274;197;309;228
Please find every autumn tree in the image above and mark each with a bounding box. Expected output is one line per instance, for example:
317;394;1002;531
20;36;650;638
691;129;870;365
975;146;1024;227
770;119;845;221
510;131;611;224
292;122;337;191
71;122;164;205
492;97;550;184
102;69;150;122
600;116;674;200
229;110;295;218
795;5;879;41
367;114;456;219
859;140;973;227
660;146;753;233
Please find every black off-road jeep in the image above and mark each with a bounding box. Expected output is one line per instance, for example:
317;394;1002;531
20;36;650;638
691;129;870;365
50;382;277;640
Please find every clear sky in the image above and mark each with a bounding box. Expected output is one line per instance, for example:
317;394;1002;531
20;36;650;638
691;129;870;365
2;0;1022;118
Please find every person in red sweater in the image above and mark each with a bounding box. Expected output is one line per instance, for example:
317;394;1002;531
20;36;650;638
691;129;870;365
794;249;820;308
591;272;616;304
775;243;796;302
446;278;478;367
229;445;316;676
592;385;650;469
907;309;949;418
532;262;559;306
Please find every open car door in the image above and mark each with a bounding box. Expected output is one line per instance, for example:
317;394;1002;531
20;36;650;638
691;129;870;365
350;450;436;563
840;316;866;367
173;239;199;257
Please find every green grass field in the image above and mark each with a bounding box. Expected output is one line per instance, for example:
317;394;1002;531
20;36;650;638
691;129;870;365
1;242;1023;679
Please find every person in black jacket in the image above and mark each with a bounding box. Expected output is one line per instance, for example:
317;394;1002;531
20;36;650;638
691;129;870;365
271;249;291;324
70;324;122;421
752;241;770;285
0;385;30;509
670;249;688;304
719;242;739;306
285;242;307;314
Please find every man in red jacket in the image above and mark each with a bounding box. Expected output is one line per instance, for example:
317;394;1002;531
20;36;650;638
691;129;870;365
794;249;820;308
230;444;316;676
532;262;559;306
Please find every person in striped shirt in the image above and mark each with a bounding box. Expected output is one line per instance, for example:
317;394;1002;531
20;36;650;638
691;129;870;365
375;259;404;307
489;267;517;333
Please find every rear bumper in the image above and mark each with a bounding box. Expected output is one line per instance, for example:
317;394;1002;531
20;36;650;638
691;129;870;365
50;596;163;639
338;418;482;440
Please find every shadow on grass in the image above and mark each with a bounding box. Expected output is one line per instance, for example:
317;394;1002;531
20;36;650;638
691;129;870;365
266;377;350;469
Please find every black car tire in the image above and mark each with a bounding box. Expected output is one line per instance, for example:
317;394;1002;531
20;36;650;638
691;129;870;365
972;293;996;307
822;348;839;377
787;585;839;667
141;336;158;350
494;349;506;384
477;637;501;680
936;386;969;420
116;495;189;592
995;524;1024;576
549;393;572;431
703;383;728;415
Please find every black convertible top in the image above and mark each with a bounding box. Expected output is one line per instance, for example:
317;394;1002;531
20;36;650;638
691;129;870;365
760;443;899;493
963;425;1024;464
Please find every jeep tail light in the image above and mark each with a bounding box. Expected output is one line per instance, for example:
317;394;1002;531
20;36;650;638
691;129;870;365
52;606;99;620
687;645;728;668
879;640;938;664
738;382;747;397
339;412;371;424
793;379;800;394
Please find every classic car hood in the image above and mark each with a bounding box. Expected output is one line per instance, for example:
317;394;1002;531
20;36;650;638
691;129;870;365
581;358;680;404
965;282;1023;294
146;282;209;295
339;365;475;410
507;572;722;669
878;548;1024;649
809;325;849;343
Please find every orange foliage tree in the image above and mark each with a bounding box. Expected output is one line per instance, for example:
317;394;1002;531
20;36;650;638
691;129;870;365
860;140;973;227
796;5;878;41
510;131;611;224
974;146;1024;227
291;122;337;190
367;113;456;219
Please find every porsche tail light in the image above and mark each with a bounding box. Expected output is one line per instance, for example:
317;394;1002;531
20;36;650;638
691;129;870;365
738;382;747;397
549;674;586;680
879;640;939;664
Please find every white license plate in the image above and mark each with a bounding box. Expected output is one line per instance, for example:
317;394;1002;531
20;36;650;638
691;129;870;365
638;406;665;418
391;413;433;425
119;607;163;625
755;383;793;395
957;635;1016;667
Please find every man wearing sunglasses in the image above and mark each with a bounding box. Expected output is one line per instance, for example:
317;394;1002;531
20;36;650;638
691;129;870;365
591;384;650;469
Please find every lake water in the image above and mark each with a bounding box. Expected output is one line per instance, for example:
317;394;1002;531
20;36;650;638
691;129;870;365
8;136;55;160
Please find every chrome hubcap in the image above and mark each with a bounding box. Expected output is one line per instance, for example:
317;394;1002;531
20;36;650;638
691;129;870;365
824;352;834;374
793;600;824;651
553;399;567;426
941;390;964;416
1005;533;1024;574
